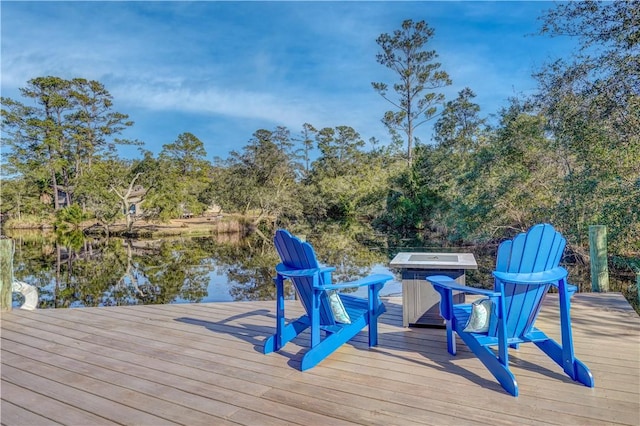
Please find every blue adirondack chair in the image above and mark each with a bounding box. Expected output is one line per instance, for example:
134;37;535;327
427;223;594;396
263;229;393;370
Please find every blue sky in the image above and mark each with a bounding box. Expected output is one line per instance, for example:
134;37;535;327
1;1;575;161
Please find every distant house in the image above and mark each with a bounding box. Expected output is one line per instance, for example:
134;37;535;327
57;188;71;208
40;187;72;209
126;186;146;216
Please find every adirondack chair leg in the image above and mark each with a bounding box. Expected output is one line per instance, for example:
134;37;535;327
432;284;457;355
301;322;364;371
558;280;588;382
264;318;311;354
534;337;594;387
446;320;456;355
366;305;386;347
534;337;562;365
367;283;384;347
571;358;595;388
310;288;322;348
459;333;519;397
555;278;594;387
368;315;379;347
275;275;286;350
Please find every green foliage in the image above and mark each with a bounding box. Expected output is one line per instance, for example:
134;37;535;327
440;100;560;241
55;229;85;251
377;2;639;256
306;126;398;228
375;164;439;234
293;123;317;179
212;127;302;225
73;156;149;232
534;0;640;253
313;126;365;177
1;76;137;216
147;132;213;219
54;204;88;230
0;176;50;219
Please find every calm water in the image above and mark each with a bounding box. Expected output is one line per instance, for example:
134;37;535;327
5;229;637;310
8;230;408;309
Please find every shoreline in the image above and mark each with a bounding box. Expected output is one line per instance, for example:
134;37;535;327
2;215;250;239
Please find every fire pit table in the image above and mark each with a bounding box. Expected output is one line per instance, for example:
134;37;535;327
390;252;478;327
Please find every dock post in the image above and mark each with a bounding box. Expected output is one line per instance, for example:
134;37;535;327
588;225;609;292
1;238;14;311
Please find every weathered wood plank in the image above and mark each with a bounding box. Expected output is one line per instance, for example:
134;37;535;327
1;365;179;425
0;381;112;425
0;399;63;426
1;344;241;425
0;332;334;426
0;317;357;425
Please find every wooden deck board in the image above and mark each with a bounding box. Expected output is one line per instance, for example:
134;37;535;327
2;293;639;426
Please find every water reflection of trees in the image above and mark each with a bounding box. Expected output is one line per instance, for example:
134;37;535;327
7;228;633;309
210;229;394;299
10;232;216;307
9;228;399;307
207;233;282;301
305;231;389;287
10;232;125;308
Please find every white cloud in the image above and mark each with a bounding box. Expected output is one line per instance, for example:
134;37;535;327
111;78;331;129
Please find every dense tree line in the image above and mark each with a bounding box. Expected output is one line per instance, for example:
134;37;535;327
2;1;638;258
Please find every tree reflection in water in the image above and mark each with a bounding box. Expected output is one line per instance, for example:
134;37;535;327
7;228;632;310
8;229;393;308
3;232;356;308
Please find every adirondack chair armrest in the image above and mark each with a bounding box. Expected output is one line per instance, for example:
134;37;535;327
492;267;568;285
275;263;336;279
321;274;393;291
427;275;501;297
427;275;500;323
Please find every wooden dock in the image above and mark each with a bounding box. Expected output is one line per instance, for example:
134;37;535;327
1;293;639;425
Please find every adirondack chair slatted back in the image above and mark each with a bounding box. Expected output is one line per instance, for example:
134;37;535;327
273;230;336;326
489;224;566;338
